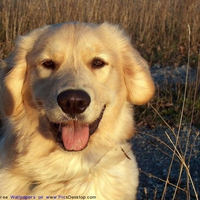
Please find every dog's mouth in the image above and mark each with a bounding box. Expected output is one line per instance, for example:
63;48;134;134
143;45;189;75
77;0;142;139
51;105;106;151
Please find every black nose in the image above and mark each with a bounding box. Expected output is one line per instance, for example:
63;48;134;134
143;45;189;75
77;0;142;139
57;90;91;118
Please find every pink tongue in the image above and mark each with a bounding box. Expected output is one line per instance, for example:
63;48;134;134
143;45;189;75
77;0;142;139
61;121;89;151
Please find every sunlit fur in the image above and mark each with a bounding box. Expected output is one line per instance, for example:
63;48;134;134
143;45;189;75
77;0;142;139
0;22;155;199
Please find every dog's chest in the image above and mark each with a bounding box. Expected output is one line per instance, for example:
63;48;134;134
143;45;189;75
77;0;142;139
28;146;137;200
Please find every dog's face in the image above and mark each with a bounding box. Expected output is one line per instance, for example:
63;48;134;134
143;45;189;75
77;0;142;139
1;22;155;152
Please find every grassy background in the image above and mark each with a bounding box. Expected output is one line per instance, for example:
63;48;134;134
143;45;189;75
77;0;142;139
0;0;200;199
0;0;200;66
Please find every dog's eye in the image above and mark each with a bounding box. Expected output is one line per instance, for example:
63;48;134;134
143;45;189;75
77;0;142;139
42;60;56;70
91;58;106;68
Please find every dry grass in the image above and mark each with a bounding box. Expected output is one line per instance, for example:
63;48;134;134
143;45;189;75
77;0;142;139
135;25;199;200
0;0;200;66
0;0;200;199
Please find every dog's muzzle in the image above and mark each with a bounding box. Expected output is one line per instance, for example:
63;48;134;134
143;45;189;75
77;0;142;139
50;90;106;151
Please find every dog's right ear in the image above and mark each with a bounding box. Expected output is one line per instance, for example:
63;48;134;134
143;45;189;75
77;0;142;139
0;26;50;117
0;57;27;117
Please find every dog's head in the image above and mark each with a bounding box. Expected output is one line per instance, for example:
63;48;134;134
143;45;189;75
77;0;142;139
0;22;155;151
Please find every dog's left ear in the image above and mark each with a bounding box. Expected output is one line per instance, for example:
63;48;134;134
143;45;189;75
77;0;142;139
122;44;155;105
99;23;155;105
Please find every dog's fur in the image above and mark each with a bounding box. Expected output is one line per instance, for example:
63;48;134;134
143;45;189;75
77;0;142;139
0;22;155;199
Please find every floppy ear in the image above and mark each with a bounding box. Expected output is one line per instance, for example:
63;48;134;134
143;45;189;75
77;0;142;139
0;25;50;117
99;22;155;105
123;45;155;105
0;49;27;117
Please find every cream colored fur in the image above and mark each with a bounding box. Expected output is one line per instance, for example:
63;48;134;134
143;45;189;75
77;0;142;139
0;22;155;199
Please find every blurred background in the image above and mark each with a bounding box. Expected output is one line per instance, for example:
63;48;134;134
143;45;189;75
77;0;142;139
0;0;200;67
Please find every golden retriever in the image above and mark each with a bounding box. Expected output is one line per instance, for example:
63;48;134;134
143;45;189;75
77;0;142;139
0;22;155;199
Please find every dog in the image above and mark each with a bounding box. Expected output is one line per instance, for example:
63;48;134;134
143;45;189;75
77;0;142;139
0;22;155;199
